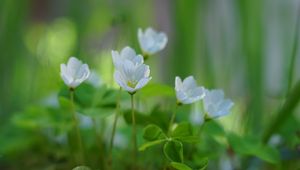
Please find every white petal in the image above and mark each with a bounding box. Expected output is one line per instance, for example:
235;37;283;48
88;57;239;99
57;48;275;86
190;87;205;99
134;54;144;65
69;80;82;88
61;73;72;86
67;57;82;77
182;98;197;104
135;77;152;91
60;64;69;79
134;64;150;81
157;32;168;50
121;60;135;81
121;46;136;60
111;50;120;67
114;71;133;92
182;76;197;90
145;27;155;37
176;90;188;103
175;76;183;91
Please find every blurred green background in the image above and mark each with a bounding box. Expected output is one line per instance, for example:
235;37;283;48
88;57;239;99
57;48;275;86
0;0;300;169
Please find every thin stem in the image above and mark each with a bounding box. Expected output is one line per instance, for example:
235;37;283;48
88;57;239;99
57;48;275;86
70;90;85;164
196;122;206;136
92;118;105;169
168;103;179;134
131;94;137;167
108;88;122;168
287;2;300;93
263;81;300;143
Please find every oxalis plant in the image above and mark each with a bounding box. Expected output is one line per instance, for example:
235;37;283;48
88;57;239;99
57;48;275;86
12;27;285;170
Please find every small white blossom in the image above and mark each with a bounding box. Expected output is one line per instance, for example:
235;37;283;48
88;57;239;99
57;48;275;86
60;57;90;88
175;76;205;104
138;27;168;55
112;46;144;70
114;60;151;94
203;89;234;118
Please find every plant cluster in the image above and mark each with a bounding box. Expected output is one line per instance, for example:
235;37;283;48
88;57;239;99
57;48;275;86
8;27;283;170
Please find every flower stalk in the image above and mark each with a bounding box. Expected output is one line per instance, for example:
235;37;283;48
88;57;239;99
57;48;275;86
168;102;180;134
130;94;137;167
70;89;85;164
108;87;122;167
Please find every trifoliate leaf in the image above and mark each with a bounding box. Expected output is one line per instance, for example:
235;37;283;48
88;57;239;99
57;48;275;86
139;139;166;151
143;124;166;141
170;162;192;170
163;140;184;163
171;122;193;138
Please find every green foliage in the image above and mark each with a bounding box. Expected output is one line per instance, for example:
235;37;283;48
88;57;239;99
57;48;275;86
195;157;208;170
163;140;184;163
170;162;192;170
139;139;166;151
139;83;175;98
12;106;73;133
1;0;300;169
170;122;199;143
72;166;91;170
228;133;280;164
143;124;166;141
123;110;151;125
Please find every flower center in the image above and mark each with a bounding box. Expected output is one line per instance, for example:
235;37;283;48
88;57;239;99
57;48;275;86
127;81;137;88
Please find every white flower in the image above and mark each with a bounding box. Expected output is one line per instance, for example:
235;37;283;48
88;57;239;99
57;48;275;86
175;76;205;104
112;46;144;69
138;27;168;55
60;57;90;88
203;89;234;118
114;60;152;94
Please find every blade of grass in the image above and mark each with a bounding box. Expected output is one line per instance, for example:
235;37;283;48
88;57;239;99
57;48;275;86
287;2;300;94
262;81;300;143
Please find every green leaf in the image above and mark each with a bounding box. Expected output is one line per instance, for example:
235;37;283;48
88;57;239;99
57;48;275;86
255;145;280;164
170;162;192;170
228;133;280;164
175;136;199;143
139;139;166;151
149;107;170;131
171;122;193;138
81;107;115;118
163;140;184;163
203;120;225;137
58;97;72;111
197;157;208;170
123;110;151;126
143;124;166;141
74;83;97;107
12;106;72;132
72;166;91;170
139;83;175;98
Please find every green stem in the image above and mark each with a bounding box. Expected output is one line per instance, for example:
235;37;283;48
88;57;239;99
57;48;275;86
131;94;137;167
92;118;105;169
287;2;300;93
168;103;179;134
196;121;206;137
108;88;122;168
263;81;300;143
70;90;85;164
